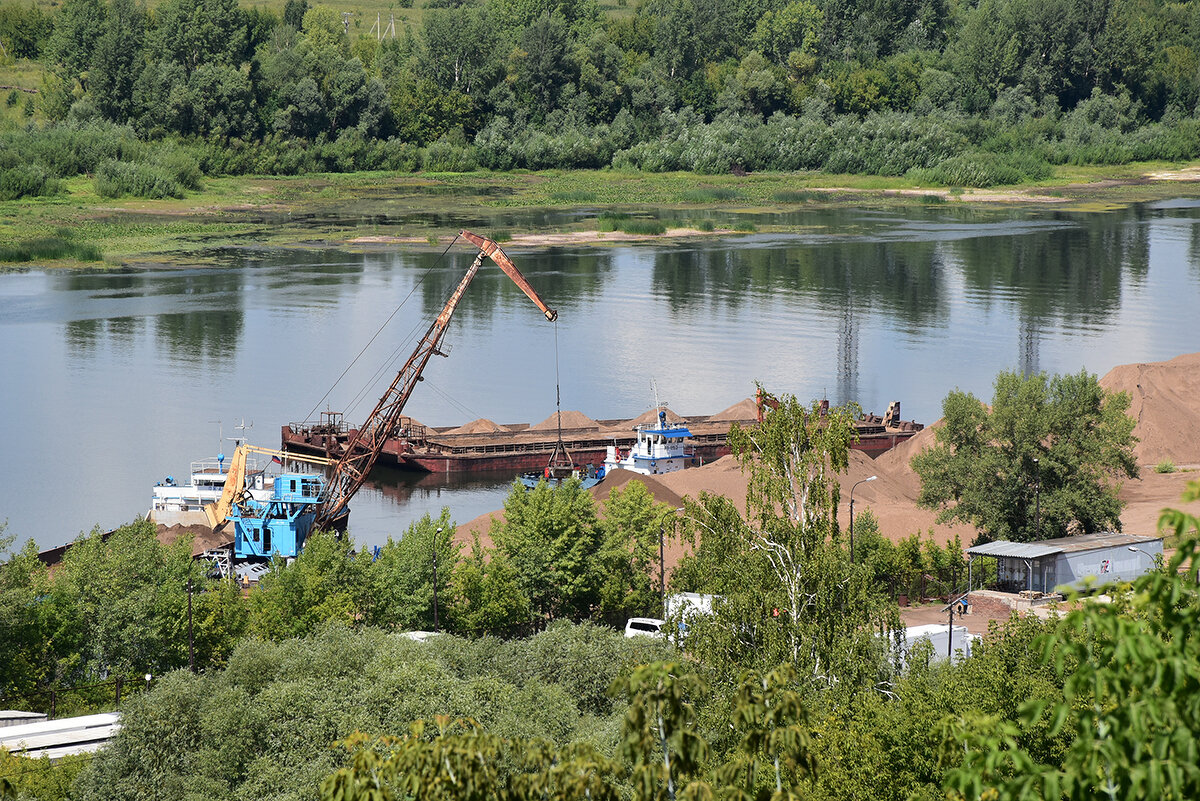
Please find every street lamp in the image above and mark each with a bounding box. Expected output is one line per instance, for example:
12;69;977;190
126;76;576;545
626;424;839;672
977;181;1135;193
849;476;877;564
433;527;442;633
1032;457;1041;538
661;507;685;618
1127;545;1154;572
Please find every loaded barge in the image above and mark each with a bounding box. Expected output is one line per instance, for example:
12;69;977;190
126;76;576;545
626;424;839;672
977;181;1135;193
281;398;923;475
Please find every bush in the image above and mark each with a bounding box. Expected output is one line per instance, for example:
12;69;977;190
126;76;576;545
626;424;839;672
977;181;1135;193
421;139;477;172
907;150;1052;188
0;164;61;200
1155;460;1176;474
95;159;184;199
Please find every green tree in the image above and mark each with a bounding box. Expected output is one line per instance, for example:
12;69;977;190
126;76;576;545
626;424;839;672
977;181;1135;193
365;509;459;632
491;478;602;621
447;538;531;635
596;480;675;619
248;528;367;639
912;369;1138;543
45;0;107;86
674;391;898;689
89;0;146;124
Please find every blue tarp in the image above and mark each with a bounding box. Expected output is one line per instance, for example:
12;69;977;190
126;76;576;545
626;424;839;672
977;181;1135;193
649;428;691;438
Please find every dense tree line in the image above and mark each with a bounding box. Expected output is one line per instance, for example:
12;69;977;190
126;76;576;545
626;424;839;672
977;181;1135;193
4;0;1200;195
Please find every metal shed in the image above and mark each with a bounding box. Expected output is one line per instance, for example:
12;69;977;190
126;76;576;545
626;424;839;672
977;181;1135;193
967;532;1163;594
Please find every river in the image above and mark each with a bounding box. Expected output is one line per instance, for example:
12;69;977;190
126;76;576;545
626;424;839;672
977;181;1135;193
3;200;1200;552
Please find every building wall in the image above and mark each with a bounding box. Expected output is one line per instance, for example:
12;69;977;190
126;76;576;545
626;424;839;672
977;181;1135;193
1053;541;1164;591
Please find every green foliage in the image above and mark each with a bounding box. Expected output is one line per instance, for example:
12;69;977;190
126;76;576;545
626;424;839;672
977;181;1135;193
77;622;660;801
675;390;899;692
248;528;366;639
95;158;185;198
0;0;51;60
448;537;532;635
1155;460;1176;474
612;661;710;801
945;481;1200;801
0;750;90;801
0;163;60;199
363;509;459;632
596;480;675;618
491;479;603;621
912;369;1139;543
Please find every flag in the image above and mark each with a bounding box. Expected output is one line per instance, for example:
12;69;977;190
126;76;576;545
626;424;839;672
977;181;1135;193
272;455;282;465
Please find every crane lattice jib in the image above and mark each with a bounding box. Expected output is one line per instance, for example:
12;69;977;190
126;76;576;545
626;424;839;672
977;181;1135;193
315;231;557;529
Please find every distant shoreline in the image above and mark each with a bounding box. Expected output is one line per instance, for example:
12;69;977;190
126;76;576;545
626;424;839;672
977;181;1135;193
6;164;1200;269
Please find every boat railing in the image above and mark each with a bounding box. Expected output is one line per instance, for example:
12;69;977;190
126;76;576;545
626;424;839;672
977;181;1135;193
190;456;260;477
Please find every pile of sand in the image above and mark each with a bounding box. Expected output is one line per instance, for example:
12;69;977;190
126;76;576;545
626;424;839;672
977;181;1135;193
1099;352;1200;467
445;418;505;435
708;397;760;422
529;410;600;431
623;406;687;428
590;468;686;510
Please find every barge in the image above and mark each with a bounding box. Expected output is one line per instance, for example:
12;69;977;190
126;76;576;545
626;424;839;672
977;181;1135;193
281;399;923;476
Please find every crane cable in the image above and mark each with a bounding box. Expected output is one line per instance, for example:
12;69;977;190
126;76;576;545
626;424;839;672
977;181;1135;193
302;234;462;424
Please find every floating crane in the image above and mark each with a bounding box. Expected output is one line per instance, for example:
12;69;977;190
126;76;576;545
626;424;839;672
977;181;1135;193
316;230;556;529
205;231;557;555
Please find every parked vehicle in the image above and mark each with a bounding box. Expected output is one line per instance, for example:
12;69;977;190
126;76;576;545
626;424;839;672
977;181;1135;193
624;617;665;638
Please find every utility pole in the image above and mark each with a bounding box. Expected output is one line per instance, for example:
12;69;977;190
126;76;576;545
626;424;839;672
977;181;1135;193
433;528;441;633
188;575;195;673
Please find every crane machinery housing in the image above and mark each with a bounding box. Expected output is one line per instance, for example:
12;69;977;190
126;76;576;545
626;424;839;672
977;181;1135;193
207;230;557;562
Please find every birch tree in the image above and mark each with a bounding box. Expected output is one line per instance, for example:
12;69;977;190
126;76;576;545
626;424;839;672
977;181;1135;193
675;388;897;691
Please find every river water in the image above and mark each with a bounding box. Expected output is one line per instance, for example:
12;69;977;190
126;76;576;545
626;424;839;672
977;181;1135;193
4;200;1200;552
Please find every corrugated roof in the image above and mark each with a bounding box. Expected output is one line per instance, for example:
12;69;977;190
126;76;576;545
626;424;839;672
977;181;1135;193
967;541;1063;558
969;532;1162;559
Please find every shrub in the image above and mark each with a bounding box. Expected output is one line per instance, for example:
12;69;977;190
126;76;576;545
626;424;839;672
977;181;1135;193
1155;461;1176;474
733;220;757;232
620;218;666;235
95;159;184;199
421;139;477;172
0;164;60;200
696;219;715;231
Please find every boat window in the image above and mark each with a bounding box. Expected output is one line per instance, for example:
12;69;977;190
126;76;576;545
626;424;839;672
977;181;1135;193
290;479;297;493
253;528;260;542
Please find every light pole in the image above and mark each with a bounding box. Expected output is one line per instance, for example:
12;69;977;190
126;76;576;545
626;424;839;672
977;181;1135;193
849;476;876;564
660;507;685;618
1032;457;1041;538
433;527;442;633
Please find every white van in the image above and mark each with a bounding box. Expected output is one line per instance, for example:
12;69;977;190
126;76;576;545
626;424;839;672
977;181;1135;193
624;617;666;638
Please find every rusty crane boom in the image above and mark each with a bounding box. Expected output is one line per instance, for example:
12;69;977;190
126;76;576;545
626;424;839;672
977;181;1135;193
313;230;557;529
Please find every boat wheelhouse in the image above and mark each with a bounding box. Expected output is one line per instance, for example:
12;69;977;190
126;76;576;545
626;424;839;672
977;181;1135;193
603;410;695;476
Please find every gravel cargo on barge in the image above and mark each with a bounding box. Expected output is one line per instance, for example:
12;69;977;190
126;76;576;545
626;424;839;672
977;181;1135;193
281;398;923;475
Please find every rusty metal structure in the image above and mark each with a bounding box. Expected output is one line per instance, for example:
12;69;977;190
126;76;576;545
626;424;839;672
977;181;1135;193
313;230;557;529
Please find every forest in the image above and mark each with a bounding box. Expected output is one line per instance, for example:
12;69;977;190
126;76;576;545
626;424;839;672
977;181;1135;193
3;0;1200;200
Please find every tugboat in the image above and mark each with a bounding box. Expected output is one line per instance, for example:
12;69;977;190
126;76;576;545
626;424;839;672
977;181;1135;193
603;409;695;476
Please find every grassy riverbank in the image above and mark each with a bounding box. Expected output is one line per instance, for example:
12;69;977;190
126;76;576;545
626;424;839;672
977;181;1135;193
4;163;1200;269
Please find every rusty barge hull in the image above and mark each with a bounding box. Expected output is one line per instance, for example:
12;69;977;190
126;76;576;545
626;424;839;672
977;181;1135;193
281;407;922;475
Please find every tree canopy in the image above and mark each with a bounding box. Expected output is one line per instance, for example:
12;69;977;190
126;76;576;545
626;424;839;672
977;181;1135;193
912;368;1138;543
